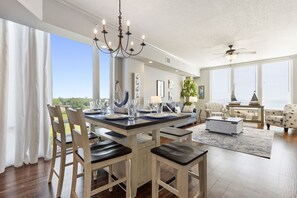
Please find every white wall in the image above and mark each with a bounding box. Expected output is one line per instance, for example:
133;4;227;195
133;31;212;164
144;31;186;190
143;66;184;105
117;58;184;106
122;58;145;104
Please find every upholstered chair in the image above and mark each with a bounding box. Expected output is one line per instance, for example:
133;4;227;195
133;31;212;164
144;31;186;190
205;102;225;117
265;104;297;132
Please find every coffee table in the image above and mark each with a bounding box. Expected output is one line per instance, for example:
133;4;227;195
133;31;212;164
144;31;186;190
205;116;243;135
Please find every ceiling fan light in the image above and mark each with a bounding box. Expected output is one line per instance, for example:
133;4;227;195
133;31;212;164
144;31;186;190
225;53;238;61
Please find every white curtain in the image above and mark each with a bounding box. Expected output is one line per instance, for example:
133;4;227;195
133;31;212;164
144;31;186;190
0;19;52;173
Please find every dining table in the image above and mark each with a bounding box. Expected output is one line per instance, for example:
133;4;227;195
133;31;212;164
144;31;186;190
84;111;190;198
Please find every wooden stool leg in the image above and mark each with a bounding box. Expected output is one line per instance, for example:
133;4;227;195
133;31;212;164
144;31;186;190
177;167;188;198
199;155;207;198
187;134;192;143
83;164;92;198
56;145;66;197
126;159;131;198
109;165;113;192
152;154;160;198
71;157;78;197
48;142;57;183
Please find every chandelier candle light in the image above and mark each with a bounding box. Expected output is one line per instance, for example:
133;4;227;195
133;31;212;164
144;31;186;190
93;0;146;57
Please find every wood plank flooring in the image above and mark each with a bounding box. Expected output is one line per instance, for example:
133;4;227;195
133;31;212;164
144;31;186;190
0;124;296;198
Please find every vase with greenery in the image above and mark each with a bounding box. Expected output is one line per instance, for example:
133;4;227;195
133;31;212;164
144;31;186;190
181;77;198;105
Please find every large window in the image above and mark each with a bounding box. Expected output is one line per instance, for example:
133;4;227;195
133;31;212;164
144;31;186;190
51;34;93;109
99;51;110;99
262;60;292;109
234;65;257;104
210;68;230;104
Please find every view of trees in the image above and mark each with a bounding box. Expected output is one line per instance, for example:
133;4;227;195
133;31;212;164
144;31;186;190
53;97;92;109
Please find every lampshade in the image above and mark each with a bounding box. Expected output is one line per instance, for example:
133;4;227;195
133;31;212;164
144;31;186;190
150;96;162;103
189;96;198;103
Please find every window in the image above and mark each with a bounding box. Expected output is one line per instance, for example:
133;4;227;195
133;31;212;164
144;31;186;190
99;51;110;99
210;68;230;104
262;60;292;109
234;65;257;104
51;34;92;109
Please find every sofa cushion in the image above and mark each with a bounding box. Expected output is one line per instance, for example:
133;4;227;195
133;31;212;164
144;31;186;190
176;102;184;111
167;102;176;111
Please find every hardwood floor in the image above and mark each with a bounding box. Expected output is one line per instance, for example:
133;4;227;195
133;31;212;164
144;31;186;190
0;124;296;198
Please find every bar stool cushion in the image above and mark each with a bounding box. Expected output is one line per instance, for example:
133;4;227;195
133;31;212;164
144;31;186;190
56;132;98;144
151;141;207;166
76;140;132;163
160;127;192;137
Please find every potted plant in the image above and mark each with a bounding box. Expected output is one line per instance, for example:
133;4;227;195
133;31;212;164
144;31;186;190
181;77;198;105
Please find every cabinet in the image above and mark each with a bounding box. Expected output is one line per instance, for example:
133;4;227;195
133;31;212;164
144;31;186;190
226;105;264;126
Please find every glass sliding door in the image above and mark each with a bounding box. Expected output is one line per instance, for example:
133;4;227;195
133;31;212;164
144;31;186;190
210;68;230;104
234;65;257;104
262;60;292;109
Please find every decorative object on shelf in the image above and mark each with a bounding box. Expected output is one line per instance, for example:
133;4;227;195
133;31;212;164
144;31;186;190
229;89;241;105
168;91;173;101
156;80;165;98
249;91;260;106
168;80;173;89
92;0;146;57
221;108;229;119
181;77;198;105
198;85;204;99
114;81;129;107
134;73;140;99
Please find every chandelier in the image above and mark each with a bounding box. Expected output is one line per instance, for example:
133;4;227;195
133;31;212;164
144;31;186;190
93;0;146;57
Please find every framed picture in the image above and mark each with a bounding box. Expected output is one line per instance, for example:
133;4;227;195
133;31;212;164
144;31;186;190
168;80;173;89
156;80;165;98
198;85;205;99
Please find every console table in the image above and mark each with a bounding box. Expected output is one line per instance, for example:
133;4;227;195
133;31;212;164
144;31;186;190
226;105;264;126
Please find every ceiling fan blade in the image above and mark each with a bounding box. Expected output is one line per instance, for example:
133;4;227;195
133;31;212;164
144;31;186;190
238;51;256;54
212;52;225;55
236;48;247;51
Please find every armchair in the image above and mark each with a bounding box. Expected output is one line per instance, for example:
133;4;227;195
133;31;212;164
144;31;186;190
265;104;297;132
205;102;224;118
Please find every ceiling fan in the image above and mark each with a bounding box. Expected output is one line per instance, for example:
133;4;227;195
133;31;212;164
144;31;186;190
215;45;256;62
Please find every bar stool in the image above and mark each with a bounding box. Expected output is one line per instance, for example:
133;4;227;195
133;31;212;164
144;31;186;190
66;108;132;198
160;127;193;143
47;105;99;197
151;141;208;198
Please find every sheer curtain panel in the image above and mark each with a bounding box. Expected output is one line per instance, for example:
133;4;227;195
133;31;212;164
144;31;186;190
0;19;52;173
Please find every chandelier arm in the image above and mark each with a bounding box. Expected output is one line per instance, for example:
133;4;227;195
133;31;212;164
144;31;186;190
121;46;130;58
94;40;114;54
129;45;145;56
124;35;130;51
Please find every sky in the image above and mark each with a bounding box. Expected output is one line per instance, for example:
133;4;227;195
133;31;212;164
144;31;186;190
51;34;110;98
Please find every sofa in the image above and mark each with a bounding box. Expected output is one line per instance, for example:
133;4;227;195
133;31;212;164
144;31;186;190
163;102;199;127
265;104;297;132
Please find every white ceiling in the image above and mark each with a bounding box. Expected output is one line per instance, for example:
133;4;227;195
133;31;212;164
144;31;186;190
38;0;297;67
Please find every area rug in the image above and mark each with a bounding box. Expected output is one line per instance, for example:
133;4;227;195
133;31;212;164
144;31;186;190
189;124;274;158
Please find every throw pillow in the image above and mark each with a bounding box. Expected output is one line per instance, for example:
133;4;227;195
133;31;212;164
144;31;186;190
175;106;181;113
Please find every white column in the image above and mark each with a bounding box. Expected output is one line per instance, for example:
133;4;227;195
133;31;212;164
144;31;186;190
257;63;262;105
92;46;100;101
110;57;115;108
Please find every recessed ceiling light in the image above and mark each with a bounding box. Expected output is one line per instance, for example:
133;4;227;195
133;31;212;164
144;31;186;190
148;61;153;64
175;70;179;72
101;45;107;49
